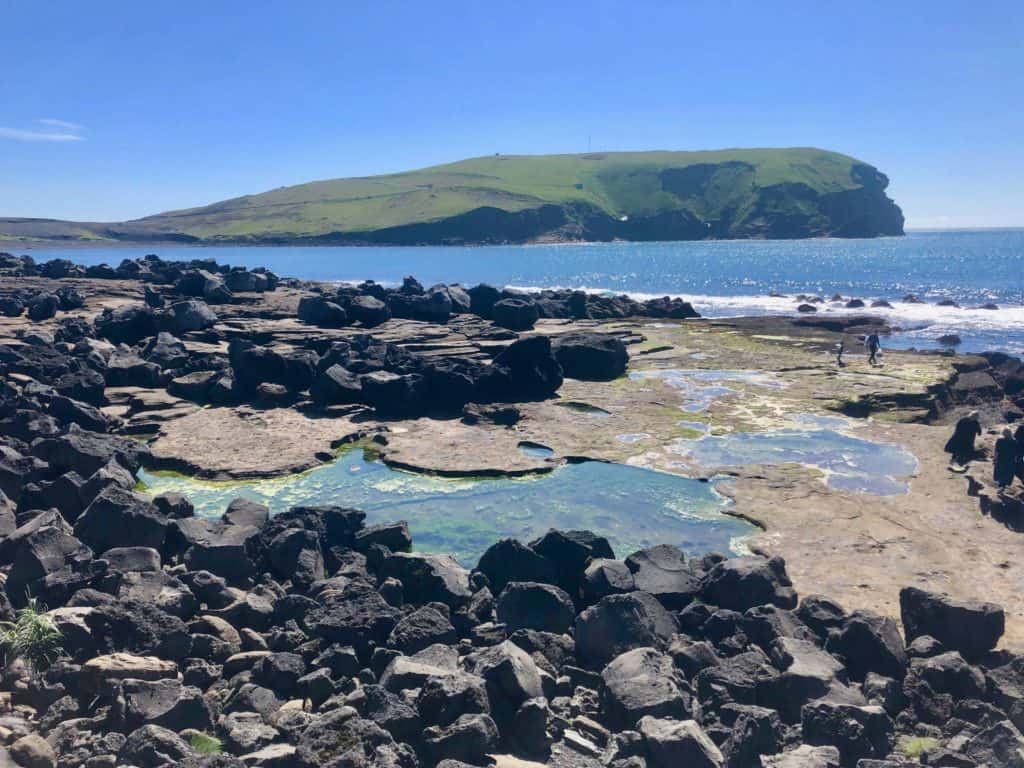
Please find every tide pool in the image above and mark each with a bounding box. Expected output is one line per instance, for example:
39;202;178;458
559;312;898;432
139;449;754;566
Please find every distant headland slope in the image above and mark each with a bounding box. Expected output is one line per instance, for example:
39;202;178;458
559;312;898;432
1;148;904;245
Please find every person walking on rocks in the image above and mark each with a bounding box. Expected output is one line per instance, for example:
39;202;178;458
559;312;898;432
945;411;982;464
866;333;881;366
836;339;846;368
994;428;1017;488
1015;424;1024;484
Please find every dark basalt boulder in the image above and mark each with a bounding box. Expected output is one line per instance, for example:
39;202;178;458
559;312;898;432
55;285;85;310
625;544;700;609
308;579;400;649
53;367;106;406
463;640;544;734
0;296;25;317
425;712;499;764
475;538;558;594
601;648;690;730
360;371;424;416
158;299;218;334
496;581;575;634
95;304;158;345
32;425;149;477
309;363;363;405
492;297;540;331
176;269;232;304
75;486;169;554
5;524;93;608
355;521;412;553
530;528;614;598
800;702;894;767
552;332;629;381
486;335;563;402
298;295;348;327
575;591;678;667
468;283;502;318
388;605;458;655
583;558;636;603
120;677;213;732
899;587;1004;659
224;268;271;293
27;292;59;321
825;609;907;681
143;332;189;369
639;716;724;768
381;552;471;607
701;555;797;611
348;295;391;327
105;349;164;388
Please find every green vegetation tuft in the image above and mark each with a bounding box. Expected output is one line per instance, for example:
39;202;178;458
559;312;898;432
189;733;223;755
0;597;63;675
898;736;941;758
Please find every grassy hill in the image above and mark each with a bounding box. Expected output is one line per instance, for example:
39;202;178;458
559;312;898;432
0;148;904;245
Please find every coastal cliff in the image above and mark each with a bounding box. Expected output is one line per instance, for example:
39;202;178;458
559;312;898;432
0;148;904;246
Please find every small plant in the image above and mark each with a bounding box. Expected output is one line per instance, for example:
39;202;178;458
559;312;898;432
0;597;63;675
189;733;223;755
897;736;941;759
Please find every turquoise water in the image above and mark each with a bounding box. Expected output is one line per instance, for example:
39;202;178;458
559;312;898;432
139;449;753;566
629;369;786;412
32;229;1024;353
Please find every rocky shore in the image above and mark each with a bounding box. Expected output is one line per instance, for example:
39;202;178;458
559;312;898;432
3;252;1024;767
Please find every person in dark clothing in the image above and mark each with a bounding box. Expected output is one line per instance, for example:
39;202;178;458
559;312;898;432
1015;424;1024;484
836;339;846;368
994;428;1017;488
866;333;881;366
944;411;981;464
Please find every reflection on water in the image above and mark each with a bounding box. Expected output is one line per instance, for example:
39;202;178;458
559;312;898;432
138;449;754;566
676;427;918;495
517;441;554;458
629;369;786;412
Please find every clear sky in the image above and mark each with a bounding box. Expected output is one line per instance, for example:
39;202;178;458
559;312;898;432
2;0;1021;227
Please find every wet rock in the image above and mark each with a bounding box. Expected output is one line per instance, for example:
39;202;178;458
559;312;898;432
575;592;678;667
553;332;629;380
899;587;1004;659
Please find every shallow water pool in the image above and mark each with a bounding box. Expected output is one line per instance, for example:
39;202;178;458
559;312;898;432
139;449;754;566
676;426;918;495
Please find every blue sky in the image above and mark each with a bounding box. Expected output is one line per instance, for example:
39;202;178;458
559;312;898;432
2;1;1021;227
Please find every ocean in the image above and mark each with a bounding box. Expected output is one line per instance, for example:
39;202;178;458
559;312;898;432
19;228;1024;354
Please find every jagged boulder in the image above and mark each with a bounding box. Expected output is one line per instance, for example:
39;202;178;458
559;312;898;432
575;591;678;667
899;586;1004;659
552;332;629;380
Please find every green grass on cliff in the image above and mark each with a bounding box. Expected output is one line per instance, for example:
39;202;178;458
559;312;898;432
125;147;870;239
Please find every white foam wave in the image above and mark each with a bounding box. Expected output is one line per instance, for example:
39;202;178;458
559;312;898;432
506;283;1024;346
